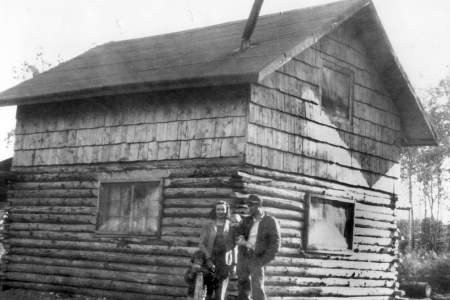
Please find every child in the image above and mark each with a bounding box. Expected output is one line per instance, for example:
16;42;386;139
229;213;243;278
184;250;216;300
230;213;242;228
232;209;255;257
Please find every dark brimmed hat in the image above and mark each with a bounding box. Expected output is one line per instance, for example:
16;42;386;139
244;194;263;206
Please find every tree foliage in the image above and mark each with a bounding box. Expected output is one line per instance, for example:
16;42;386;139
416;77;450;220
400;75;450;221
11;51;61;81
4;52;63;148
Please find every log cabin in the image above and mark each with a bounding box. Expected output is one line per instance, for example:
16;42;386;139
0;158;12;206
0;0;437;299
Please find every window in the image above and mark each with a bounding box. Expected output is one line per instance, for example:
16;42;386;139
321;62;354;123
97;180;163;236
303;194;354;253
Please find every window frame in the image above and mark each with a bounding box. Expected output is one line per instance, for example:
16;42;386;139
95;178;164;238
320;59;355;126
302;192;355;255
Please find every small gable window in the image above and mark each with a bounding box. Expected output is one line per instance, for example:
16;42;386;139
303;193;354;253
97;180;163;236
321;62;354;123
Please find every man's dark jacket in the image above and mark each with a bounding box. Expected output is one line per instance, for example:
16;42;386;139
235;214;281;266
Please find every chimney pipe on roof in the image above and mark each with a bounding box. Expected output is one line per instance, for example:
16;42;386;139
240;0;264;51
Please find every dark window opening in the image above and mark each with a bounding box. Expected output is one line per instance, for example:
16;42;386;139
97;181;163;236
321;63;354;123
304;194;354;252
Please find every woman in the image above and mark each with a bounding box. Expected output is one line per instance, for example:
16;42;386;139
198;200;233;300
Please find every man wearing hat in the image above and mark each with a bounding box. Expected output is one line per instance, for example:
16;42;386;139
234;194;280;300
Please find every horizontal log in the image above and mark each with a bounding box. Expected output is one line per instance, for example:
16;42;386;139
357;203;394;216
6;272;186;296
241;171;394;207
11;157;243;175
345;252;396;263
357;196;393;208
266;266;396;280
9;213;96;224
240;182;305;201
163;187;233;198
8;230;92;241
5;281;183;300
353;245;396;255
9;239;195;256
162;217;209;228
266;275;394;288
9;247;192;266
247;169;393;204
164;197;228;208
10;206;96;215
278;247;300;257
355;210;395;223
281;237;301;247
11;181;98;190
354;236;393;247
266;285;394;297
9;229;202;248
273;257;392;271
355;218;397;230
264;207;303;220
8;197;97;207
161;226;201;237
256;195;304;211
354;227;393;238
12;172;98;182
163;207;209;217
8;263;185;286
296;250;395;263
7;255;185;275
164;176;233;188
8;189;97;198
280;228;301;238
161;235;202;247
8;223;95;232
278;219;303;230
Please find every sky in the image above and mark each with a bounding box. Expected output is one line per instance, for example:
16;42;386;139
0;0;449;211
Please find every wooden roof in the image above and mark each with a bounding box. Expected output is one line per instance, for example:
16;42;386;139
0;0;437;145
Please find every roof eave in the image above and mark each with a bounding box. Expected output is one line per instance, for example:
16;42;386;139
402;138;438;147
0;73;259;107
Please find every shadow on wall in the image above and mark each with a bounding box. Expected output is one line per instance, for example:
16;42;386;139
320;90;400;189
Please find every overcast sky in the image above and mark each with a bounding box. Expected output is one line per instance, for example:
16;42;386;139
0;0;449;160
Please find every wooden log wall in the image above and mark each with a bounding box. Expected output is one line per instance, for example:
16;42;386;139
13;85;248;167
246;22;402;194
4;161;243;299
236;169;398;299
5;163;399;299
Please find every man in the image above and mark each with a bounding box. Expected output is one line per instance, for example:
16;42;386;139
234;194;281;300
